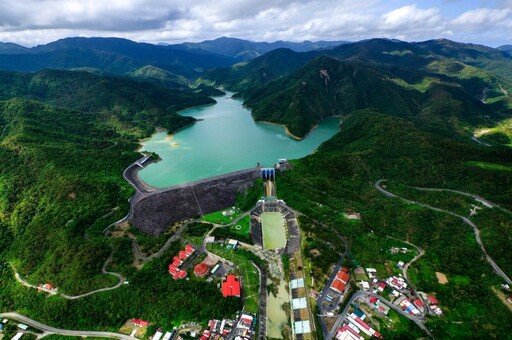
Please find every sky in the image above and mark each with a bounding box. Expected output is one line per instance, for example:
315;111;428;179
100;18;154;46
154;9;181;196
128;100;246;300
0;0;510;47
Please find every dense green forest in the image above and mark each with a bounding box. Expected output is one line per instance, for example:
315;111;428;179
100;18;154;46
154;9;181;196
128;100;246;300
276;110;512;338
202;38;512;138
0;68;242;329
0;37;511;339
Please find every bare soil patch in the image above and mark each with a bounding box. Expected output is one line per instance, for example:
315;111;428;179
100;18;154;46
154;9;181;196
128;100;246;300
436;272;448;284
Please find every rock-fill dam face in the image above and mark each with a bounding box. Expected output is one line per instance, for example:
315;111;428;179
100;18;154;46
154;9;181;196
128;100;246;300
129;168;260;235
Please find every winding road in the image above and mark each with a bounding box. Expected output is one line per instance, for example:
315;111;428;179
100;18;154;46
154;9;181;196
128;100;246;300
0;312;134;339
375;179;511;285
328;291;435;339
11;246;125;300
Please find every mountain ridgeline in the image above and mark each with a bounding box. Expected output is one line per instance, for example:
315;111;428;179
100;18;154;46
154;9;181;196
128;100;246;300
0;36;511;338
201;38;512;138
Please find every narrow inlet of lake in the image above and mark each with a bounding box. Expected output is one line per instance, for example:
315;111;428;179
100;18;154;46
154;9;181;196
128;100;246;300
138;92;339;187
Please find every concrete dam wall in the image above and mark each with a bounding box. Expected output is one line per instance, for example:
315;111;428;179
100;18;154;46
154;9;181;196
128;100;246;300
129;168;261;235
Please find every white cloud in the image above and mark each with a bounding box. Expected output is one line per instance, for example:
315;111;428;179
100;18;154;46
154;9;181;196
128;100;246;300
0;0;509;47
451;8;511;27
382;5;442;30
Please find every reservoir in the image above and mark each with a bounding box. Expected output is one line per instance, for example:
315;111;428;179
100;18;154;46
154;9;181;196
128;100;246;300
138;92;339;187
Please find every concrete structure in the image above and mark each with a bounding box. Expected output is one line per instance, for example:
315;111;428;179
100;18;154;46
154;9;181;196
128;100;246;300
130;168;260;235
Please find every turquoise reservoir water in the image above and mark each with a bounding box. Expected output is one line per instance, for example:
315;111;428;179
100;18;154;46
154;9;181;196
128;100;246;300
138;93;339;187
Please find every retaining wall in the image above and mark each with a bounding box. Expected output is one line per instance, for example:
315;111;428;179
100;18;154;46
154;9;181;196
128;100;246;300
129;168;261;235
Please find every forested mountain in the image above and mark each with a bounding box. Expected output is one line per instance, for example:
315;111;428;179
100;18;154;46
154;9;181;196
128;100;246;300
0;69;217;133
0;36;510;338
175;36;347;61
0;37;348;79
0;66;244;327
498;45;512;59
202;38;512;138
0;37;236;78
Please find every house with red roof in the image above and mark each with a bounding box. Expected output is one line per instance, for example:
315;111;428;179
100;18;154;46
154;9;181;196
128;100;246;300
185;244;195;255
132;319;149;327
179;250;188;260
414;299;423;308
222;274;241;297
331;268;350;294
168;264;178;275
427;295;439;305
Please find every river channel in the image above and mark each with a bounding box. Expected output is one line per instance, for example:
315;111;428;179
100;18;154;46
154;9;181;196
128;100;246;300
138;92;339;187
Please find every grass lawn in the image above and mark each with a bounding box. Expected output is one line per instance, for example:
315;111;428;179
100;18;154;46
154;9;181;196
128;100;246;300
203;208;242;225
207;243;260;314
211;215;252;244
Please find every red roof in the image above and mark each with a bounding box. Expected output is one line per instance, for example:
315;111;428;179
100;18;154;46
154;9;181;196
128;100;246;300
168;264;178;274
339;324;361;338
369;297;377;304
173;256;182;265
185;244;194;254
336;271;350;284
179;250;188;260
179;270;188;279
427;295;439;304
132;319;149;327
355;317;370;330
222;274;241;297
341;267;349;273
173;272;180;280
414;299;423;307
379;282;386;288
194;263;209;277
330;279;346;293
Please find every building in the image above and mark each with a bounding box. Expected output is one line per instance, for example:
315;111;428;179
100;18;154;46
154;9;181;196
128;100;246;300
222;274;241;297
132;319;149;327
366;268;377;278
168;264;179;275
336;324;364;340
185;244;195;256
427;295;439;305
194;263;210;277
414;299;423;308
331;267;350;294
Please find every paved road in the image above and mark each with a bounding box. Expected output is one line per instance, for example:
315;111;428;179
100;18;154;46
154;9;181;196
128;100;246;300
471;135;490;147
0;312;135;339
122;156;155;199
311;219;348;339
132;223;189;262
12;247;125;300
251;261;267;340
376;180;511;285
329;292;434;339
385;236;430;315
411;186;512;216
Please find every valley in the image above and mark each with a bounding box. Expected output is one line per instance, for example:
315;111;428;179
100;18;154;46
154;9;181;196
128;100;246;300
0;35;511;340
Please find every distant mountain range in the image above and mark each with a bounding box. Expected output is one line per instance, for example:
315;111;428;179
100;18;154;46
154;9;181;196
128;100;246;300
174;36;348;61
0;37;347;79
498;44;512;55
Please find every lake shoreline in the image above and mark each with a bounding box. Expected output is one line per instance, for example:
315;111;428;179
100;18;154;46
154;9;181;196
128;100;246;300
137;94;340;187
256;120;307;140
